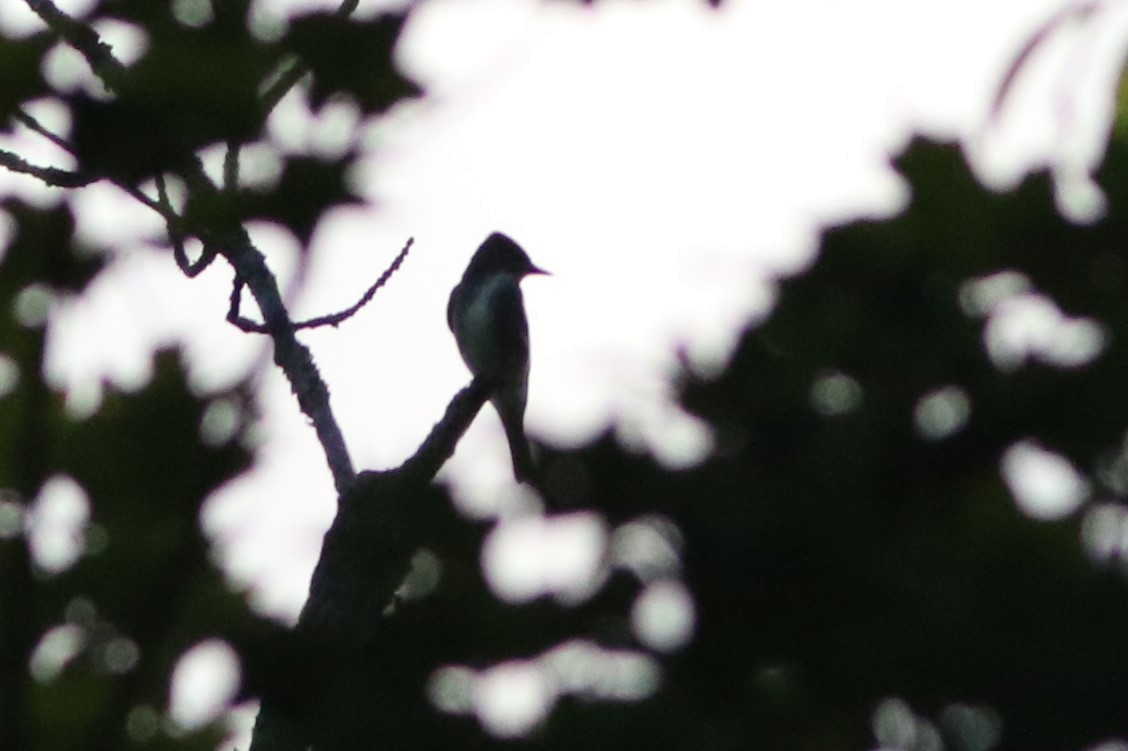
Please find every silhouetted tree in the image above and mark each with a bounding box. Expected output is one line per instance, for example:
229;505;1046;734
3;3;1128;751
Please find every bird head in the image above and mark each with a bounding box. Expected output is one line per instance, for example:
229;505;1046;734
465;232;550;279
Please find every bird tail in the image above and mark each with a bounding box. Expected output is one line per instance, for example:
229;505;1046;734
499;411;536;483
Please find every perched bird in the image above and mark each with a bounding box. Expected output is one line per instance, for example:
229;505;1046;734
448;232;549;482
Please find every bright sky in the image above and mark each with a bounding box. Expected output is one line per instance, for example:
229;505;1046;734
3;0;1127;746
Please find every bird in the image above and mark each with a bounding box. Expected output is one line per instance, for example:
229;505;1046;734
448;232;549;482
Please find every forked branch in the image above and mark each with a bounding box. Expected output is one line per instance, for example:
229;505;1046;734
227;238;415;333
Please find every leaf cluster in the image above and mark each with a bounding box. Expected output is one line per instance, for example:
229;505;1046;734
0;197;275;751
4;1;1128;751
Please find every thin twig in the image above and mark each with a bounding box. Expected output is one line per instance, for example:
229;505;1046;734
11;108;173;223
0;148;94;188
228;238;415;333
294;237;414;329
259;57;309;118
3;108;91;188
155;173;215;278
22;0;128;92
223;141;240;194
22;0;359;506
15;4;179;223
226;278;262;332
14;109;74;154
119;181;175;217
258;0;362;117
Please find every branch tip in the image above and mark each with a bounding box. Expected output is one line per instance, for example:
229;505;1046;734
228;237;416;334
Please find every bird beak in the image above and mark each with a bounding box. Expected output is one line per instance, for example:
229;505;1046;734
528;264;551;276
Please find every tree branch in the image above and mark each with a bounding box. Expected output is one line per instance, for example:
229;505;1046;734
13;109;74;154
24;0;360;498
0;148;93;188
17;8;431;746
394;378;491;481
1;109;101;189
219;229;356;494
15;106;173;230
259;0;362;116
226;278;257;331
226;238;414;333
154;173;216;278
223;140;240;193
297;238;414;329
22;0;128;92
248;378;490;751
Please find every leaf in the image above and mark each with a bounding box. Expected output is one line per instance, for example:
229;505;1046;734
0;199;105;296
0;33;51;129
70;9;277;180
229;153;363;246
284;12;422;114
20;352;260;749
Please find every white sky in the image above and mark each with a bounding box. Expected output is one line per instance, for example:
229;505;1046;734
3;0;1128;745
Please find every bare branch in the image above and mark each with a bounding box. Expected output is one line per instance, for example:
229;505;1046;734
0;148;94;188
226;277;264;332
14;107;171;224
167;155;357;491
155;173;216;278
260;57;309;119
223;141;240;194
228;237;414;333
13;109;74;154
177;242;217;278
221;230;356;492
156;173;188;270
23;0;128;92
394;378;491;482
121;181;178;219
1;108;90;187
294;237;414;329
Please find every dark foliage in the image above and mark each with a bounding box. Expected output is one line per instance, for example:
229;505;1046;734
0;34;51;127
0;199;269;751
186;154;363;246
3;2;1128;751
284;12;421;115
71;1;277;180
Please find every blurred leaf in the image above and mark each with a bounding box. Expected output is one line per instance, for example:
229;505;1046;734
0;199;105;295
445;139;1128;751
0;199;104;494
70;5;276;180
284;12;422;114
187;153;362;246
55;352;252;625
0;33;51;128
2;349;263;751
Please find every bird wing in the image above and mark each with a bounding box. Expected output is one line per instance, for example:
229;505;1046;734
489;281;530;374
